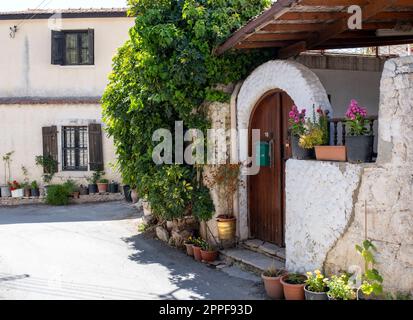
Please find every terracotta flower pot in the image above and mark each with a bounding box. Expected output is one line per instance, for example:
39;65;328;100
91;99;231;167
185;243;194;256
262;274;285;300
315;146;346;162
280;275;306;300
24;188;31;198
200;249;218;262
216;216;236;241
72;191;80;199
192;246;202;262
131;189;139;204
97;183;108;193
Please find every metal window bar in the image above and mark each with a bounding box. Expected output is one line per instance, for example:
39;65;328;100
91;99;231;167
62;126;88;171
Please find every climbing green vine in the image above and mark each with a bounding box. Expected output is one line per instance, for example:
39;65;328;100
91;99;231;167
102;0;273;220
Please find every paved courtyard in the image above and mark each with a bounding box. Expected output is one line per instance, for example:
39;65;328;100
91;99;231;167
0;201;264;300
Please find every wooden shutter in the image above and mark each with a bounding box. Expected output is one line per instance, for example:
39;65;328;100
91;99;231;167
88;123;103;171
51;31;64;65
88;29;95;65
42;126;58;173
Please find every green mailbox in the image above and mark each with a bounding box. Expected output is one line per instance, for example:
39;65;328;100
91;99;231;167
256;141;271;167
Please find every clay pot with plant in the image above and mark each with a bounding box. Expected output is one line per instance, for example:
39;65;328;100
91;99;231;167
261;264;287;300
21;166;31;197
200;242;218;263
280;273;307;300
204;164;242;242
192;237;203;262
184;236;195;257
97;178;109;193
304;270;329;300
86;170;103;194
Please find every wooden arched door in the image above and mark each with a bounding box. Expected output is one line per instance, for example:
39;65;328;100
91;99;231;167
248;90;294;246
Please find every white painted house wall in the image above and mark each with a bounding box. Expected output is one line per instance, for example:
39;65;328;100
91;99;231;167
0;13;134;185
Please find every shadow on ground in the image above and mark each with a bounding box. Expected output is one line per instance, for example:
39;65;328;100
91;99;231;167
123;234;266;300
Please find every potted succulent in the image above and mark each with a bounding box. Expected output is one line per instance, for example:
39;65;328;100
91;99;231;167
327;274;357;300
304;270;329;300
9;180;24;198
97;178;109;193
280;273;307;300
203;164;241;242
1;151;14;198
289;106;314;160
345;100;374;163
87;170;103;194
30;180;40;197
200;242;218;263
261;264;287;300
184;236;195;257
108;181;119;193
192;237;203;262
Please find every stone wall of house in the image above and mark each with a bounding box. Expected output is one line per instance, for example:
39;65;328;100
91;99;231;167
324;56;413;294
285;160;363;272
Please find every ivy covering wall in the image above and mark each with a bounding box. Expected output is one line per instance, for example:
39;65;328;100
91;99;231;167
102;0;272;220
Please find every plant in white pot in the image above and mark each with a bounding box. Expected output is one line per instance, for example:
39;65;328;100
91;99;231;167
10;180;24;198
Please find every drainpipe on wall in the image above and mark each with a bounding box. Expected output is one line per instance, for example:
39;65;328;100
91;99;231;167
230;81;244;241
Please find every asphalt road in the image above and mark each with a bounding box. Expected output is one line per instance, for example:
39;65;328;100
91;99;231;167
0;201;264;300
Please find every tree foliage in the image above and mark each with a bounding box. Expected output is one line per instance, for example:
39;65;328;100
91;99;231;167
102;0;272;220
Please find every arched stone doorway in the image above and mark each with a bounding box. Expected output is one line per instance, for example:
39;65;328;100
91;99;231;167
236;60;332;242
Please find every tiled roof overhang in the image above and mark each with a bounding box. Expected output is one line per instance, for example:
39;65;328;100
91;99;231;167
216;0;413;58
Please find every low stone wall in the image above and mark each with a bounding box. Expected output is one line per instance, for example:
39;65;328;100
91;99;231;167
285;160;363;272
0;193;124;206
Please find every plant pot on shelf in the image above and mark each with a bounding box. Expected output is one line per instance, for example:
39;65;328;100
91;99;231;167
291;135;315;160
192;245;202;262
262;274;285;300
24;188;31;198
88;184;98;194
131;189;139;203
108;182;119;193
304;285;328;300
97;182;108;193
31;188;40;198
280;274;306;300
72;191;80;199
11;188;24;198
184;243;194;257
315;146;347;162
123;185;132;202
346;135;374;163
0;185;11;198
79;185;89;196
216;216;236;241
200;249;218;262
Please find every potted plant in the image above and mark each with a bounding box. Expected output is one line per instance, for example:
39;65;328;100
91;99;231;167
65;180;80;198
1;151;14;198
289;106;314;160
184;236;195;257
35;155;58;194
30;180;40;197
9;180;24;198
87;170;103;194
192;237;203;262
345;100;374;163
261;264;287;300
123;185;132;202
79;184;89;196
355;240;384;300
304;270;329;300
131;187;139;203
108;181;119;193
326;274;356;300
21;166;31;197
280;273;307;300
204;164;241;242
200;242;218;263
97;178;109;193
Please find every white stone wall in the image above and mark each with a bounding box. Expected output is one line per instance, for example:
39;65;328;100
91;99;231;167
285;160;363;272
325;56;413;293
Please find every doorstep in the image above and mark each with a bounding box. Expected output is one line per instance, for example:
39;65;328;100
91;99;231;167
220;248;285;276
242;239;286;261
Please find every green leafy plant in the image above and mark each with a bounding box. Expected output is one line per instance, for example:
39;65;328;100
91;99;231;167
45;183;74;206
355;240;384;296
99;178;109;184
327;274;356;300
201;242;216;252
306;270;328;293
87;170;104;185
284;273;306;285
102;0;272;221
192;185;214;221
31;180;39;189
299;127;325;149
2;151;14;184
35;155;58;184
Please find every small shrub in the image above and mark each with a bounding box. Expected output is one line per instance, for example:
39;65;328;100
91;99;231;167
306;270;328;293
327;274;356;300
45;184;73;206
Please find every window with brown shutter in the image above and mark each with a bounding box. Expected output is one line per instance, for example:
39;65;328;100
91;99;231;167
42;126;59;173
88;123;104;171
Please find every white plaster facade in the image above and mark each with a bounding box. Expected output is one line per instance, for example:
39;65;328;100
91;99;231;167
0;11;134;185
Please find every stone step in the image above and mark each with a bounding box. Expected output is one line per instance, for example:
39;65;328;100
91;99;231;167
241;239;286;261
220;248;285;276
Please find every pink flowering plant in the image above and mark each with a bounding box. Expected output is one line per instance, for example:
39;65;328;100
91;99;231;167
346;100;371;136
288;105;306;136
